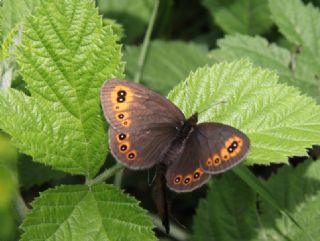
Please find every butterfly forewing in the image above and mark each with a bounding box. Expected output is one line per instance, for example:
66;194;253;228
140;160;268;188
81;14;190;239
100;80;185;134
166;131;210;192
101;79;185;169
196;123;250;174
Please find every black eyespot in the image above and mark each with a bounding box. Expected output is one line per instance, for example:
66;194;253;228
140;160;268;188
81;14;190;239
117;90;127;97
118;113;124;119
128;152;135;159
184;177;191;184
232;141;238;148
120;145;127;151
228;147;234;153
174;177;181;183
123;121;128;126
224;155;228;159
118;133;126;140
215;158;220;163
117;96;125;103
194;172;200;179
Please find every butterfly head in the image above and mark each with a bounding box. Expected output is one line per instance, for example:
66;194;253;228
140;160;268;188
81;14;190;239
187;113;198;126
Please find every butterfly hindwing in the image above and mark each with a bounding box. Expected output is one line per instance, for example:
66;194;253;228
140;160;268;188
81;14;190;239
100;79;185;133
166;131;210;192
108;115;178;170
196;123;250;174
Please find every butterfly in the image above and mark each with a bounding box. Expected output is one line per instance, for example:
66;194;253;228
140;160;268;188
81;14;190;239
100;79;250;192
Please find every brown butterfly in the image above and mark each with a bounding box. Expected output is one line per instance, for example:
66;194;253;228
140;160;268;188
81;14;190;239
100;79;250;192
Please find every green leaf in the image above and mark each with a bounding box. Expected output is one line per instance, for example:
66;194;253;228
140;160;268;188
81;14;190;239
0;0;123;177
168;60;320;165
269;0;320;100
0;0;40;41
0;166;17;208
211;35;292;83
0;133;17;207
192;172;257;241
210;34;320;102
20;184;157;241
259;160;320;241
192;161;320;241
269;0;320;49
98;0;153;43
124;40;215;95
0;208;17;241
202;0;272;35
18;156;66;190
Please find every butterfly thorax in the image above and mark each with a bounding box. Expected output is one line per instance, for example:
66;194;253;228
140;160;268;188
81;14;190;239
161;113;198;165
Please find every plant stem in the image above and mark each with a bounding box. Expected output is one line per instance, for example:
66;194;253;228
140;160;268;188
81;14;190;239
14;192;28;222
87;163;124;185
133;0;159;83
114;168;124;187
149;213;189;241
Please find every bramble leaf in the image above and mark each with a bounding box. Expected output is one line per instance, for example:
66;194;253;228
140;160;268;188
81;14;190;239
0;0;123;177
168;60;320;165
98;0;153;42
211;35;292;83
20;184;157;241
259;160;320;241
18;156;66;190
124;40;215;94
202;0;272;35
269;0;320;49
270;0;320;101
0;0;40;41
210;35;320;102
192;172;257;241
192;160;320;241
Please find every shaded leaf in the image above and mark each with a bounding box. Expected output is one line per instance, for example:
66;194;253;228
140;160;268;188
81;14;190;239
18;156;66;190
211;35;292;82
210;34;320;102
270;0;320;101
202;0;272;35
192;172;257;241
192;160;320;241
98;0;153;43
259;160;320;241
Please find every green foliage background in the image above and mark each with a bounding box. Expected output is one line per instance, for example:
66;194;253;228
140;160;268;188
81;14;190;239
0;0;320;240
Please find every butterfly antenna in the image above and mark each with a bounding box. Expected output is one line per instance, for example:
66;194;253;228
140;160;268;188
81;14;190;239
184;75;227;117
197;100;227;117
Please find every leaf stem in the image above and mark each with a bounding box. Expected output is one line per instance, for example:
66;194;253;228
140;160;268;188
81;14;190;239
133;0;159;83
87;163;124;185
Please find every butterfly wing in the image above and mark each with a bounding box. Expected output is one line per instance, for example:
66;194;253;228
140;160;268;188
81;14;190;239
109;126;177;169
196;123;250;174
100;79;185;133
166;131;211;192
101;79;185;169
